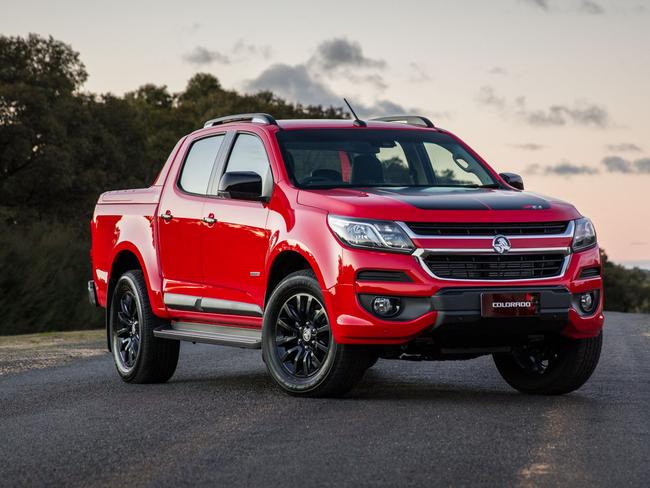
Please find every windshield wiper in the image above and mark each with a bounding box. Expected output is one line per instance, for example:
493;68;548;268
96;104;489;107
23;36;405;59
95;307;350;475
459;183;501;189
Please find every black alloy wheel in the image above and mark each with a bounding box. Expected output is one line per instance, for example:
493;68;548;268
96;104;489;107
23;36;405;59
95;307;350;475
262;270;370;397
274;292;331;378
112;286;141;374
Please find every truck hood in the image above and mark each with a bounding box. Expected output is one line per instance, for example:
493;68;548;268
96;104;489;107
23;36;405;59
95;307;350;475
297;186;581;223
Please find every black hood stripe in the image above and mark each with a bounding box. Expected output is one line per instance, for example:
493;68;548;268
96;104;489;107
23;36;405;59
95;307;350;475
367;187;551;211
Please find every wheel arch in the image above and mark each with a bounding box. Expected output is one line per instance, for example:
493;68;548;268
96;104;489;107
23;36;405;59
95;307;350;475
106;244;161;351
265;249;315;306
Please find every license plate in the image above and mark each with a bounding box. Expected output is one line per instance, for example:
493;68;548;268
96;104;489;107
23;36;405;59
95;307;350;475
481;292;540;317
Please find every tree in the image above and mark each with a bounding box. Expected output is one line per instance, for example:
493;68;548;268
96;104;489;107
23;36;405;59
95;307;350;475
0;35;89;221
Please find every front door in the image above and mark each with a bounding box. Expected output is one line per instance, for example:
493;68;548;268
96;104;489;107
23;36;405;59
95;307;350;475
158;134;225;299
201;132;272;315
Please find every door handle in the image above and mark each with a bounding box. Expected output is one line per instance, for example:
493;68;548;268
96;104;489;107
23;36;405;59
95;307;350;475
202;216;217;225
160;211;173;221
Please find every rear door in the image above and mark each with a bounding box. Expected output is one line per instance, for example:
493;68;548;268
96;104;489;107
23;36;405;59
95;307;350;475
201;132;273;313
158;134;226;299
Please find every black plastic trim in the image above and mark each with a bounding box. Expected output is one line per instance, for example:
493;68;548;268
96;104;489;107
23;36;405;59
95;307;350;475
579;266;601;279
87;280;98;307
432;286;571;327
356;270;413;282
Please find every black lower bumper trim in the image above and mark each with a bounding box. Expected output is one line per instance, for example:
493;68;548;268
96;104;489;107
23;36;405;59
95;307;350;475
431;286;570;334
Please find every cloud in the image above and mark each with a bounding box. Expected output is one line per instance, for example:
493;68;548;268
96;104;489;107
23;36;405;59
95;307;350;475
605;143;642;152
602;156;650;174
309;38;385;71
477;86;610;128
580;0;604;14
529;156;650;177
244;38;429;117
244;63;409;116
635;158;650;173
526;161;598;176
545;162;599;175
246;63;339;107
521;0;550;10
476;86;506;110
602;156;633;173
489;66;508;76
182;47;230;65
232;40;272;60
409;63;432;82
184;41;272;66
516;97;609;127
510;143;545;151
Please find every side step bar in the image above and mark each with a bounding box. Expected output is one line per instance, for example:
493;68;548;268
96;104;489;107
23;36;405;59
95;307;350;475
154;322;262;349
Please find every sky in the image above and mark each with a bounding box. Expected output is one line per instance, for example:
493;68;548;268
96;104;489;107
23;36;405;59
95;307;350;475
2;0;650;267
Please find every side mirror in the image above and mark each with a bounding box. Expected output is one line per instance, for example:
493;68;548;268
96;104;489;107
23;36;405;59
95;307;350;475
500;172;524;190
218;171;265;201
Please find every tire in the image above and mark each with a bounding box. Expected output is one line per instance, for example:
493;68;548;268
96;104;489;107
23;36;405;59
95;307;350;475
109;270;179;383
493;332;602;395
262;270;369;397
365;353;379;370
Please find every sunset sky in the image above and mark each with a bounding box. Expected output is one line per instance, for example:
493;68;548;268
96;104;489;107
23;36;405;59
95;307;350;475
3;0;649;267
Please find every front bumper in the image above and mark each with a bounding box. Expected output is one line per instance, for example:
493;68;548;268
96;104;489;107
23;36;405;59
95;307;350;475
323;245;604;345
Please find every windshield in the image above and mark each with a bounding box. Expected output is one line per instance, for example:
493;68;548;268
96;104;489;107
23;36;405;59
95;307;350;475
276;129;498;189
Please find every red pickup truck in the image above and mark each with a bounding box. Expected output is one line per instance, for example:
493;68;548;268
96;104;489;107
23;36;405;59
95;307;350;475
89;113;604;397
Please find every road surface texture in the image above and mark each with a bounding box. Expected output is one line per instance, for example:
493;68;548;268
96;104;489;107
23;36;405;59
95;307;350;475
1;312;648;487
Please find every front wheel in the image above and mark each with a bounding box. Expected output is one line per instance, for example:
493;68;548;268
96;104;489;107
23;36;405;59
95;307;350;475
262;270;369;397
493;332;602;395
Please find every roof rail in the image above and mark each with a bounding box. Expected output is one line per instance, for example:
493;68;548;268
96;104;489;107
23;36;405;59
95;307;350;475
203;113;278;128
371;115;435;128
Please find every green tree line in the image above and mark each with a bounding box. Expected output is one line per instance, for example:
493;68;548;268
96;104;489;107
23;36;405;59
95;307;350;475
0;34;648;335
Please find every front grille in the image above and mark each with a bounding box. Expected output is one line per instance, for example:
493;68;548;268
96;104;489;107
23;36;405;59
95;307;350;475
407;221;569;236
423;253;566;280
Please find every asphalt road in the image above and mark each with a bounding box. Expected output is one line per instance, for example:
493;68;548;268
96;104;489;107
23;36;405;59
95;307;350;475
1;312;648;487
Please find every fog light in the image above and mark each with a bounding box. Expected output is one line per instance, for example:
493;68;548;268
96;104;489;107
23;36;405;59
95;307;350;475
579;292;596;313
372;296;401;318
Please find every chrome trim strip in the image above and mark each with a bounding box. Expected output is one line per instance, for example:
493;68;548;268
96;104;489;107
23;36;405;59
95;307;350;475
414;247;571;255
413;249;571;282
398;220;575;240
163;293;263;317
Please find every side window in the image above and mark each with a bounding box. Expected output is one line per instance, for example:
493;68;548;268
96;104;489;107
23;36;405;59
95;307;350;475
225;133;273;195
179;135;225;194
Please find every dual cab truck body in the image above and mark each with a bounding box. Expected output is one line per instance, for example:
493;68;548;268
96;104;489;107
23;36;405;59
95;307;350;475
90;114;603;396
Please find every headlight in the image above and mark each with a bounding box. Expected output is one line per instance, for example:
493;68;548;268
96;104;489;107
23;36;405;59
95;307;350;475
327;215;415;253
572;217;597;251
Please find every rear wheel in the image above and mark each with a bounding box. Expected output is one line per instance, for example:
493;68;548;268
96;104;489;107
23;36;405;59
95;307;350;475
110;270;179;383
262;270;369;397
493;332;602;395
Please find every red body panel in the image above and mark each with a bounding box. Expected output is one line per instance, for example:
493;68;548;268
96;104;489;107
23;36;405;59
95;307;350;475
90;119;604;345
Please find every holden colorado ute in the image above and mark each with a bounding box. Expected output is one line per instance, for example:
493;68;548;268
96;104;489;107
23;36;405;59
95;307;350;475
89;113;604;397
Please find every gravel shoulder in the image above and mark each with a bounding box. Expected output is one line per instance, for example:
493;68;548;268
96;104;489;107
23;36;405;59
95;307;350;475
0;329;105;376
